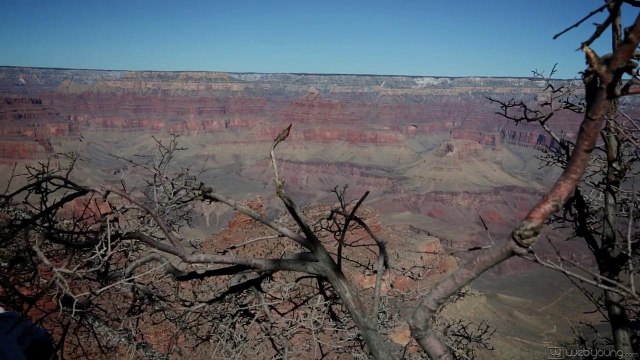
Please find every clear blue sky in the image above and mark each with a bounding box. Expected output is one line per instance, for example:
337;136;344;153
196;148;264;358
0;1;637;78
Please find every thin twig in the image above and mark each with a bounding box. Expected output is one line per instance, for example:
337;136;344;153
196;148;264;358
553;2;609;40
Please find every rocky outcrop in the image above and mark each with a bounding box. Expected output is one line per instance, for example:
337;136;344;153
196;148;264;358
433;140;483;160
58;196;112;223
450;130;497;146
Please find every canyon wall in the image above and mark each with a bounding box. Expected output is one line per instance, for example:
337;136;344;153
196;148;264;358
0;67;596;160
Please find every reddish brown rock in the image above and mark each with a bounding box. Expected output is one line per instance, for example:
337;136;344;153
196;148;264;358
0;141;44;159
450;130;497;146
227;196;265;229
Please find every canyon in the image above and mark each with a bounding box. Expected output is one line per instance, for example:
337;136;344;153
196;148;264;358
1;66;635;358
0;66;591;249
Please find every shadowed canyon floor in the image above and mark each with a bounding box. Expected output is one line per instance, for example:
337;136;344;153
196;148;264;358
1;67;634;358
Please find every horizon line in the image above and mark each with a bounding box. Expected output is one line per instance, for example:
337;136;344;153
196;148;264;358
0;65;579;81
